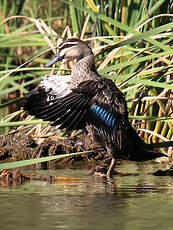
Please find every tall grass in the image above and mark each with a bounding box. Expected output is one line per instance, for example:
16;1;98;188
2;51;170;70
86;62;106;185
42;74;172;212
0;0;173;154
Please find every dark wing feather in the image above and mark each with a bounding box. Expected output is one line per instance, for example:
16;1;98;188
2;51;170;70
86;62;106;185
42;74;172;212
51;94;89;129
85;78;128;150
37;94;85;121
23;79;129;148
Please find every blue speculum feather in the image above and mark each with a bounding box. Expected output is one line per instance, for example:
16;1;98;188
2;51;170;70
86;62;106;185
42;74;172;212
91;105;116;128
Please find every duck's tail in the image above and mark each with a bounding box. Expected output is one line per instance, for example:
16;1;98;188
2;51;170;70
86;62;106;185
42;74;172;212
125;122;168;162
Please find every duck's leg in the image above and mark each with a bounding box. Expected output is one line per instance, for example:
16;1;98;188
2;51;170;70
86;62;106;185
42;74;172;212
105;146;117;182
106;158;116;183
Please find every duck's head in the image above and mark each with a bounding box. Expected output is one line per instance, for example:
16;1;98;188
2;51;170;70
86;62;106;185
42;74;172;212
45;38;93;67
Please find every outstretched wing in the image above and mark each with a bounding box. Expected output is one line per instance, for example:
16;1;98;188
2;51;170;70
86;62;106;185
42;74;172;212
23;74;71;112
23;78;128;135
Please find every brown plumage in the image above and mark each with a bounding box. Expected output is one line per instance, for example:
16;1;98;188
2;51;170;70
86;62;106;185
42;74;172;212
23;38;167;182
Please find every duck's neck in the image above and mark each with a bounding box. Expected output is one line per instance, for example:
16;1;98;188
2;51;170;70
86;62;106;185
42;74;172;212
70;55;101;88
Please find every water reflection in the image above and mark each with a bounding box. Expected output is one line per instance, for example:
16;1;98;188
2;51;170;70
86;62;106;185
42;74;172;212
0;163;173;230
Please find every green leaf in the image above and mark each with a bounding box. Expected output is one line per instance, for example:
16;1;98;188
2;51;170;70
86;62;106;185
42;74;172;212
61;0;173;52
129;78;173;90
0;150;97;170
0;120;50;127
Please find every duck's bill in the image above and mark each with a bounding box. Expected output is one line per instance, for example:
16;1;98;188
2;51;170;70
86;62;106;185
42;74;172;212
45;54;64;67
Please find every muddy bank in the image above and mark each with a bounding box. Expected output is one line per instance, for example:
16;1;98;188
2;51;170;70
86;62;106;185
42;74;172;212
0;133;109;169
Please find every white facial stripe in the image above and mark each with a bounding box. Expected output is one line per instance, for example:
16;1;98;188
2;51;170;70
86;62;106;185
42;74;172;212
59;47;72;57
58;41;78;49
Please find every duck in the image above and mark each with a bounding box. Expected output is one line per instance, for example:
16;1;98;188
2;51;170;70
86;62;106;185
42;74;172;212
23;38;167;182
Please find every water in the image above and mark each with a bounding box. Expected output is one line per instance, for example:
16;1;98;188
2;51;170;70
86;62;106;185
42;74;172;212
0;162;173;230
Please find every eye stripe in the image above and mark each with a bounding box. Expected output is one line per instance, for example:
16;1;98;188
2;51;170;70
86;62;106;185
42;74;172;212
59;38;80;47
59;41;78;50
59;47;71;57
59;43;75;50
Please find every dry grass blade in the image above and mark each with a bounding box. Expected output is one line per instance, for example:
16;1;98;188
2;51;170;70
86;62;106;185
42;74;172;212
98;47;121;70
137;128;170;142
136;14;173;31
80;14;90;39
0;15;36;27
35;18;57;53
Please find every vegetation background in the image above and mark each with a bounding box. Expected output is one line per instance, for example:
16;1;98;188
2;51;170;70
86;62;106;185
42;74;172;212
0;0;173;166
